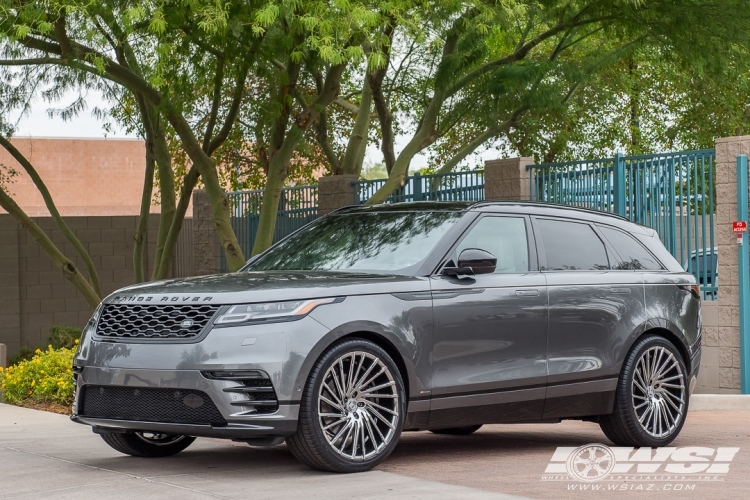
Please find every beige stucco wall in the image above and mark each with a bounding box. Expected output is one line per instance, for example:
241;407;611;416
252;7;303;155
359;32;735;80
0;137;172;216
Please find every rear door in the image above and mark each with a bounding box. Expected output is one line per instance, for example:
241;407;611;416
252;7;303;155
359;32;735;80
533;217;646;419
429;214;548;427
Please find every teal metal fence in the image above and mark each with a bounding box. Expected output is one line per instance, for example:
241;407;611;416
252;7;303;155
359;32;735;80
354;170;485;204
222;185;318;271
528;149;717;299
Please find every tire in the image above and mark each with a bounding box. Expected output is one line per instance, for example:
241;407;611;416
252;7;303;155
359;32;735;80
430;425;483;436
100;432;196;458
600;334;689;447
286;338;406;473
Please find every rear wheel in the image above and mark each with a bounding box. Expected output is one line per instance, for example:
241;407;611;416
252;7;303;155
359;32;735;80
430;425;483;436
600;335;688;447
100;432;196;457
286;338;406;473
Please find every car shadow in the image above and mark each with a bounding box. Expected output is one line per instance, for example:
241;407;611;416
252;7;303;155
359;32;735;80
78;423;607;477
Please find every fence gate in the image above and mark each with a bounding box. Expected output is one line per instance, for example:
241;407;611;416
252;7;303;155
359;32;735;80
527;150;717;299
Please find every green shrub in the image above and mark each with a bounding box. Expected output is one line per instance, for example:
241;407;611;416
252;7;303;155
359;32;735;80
0;344;76;406
8;347;35;367
48;325;82;350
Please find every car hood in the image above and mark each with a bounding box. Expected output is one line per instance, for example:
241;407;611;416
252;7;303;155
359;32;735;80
105;271;429;305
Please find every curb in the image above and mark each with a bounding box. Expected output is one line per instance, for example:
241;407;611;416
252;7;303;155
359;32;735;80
690;394;750;411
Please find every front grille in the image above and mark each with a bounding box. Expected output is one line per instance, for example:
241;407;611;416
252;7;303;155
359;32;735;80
96;304;220;340
79;385;226;425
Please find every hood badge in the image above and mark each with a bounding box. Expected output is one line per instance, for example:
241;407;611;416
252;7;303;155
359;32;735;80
111;295;214;303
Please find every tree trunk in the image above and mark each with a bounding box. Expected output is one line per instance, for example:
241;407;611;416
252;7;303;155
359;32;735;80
251;160;287;255
0;188;101;309
133;134;155;283
150;125;176;280
342;79;372;175
365;94;443;204
154;166;200;280
165;109;246;271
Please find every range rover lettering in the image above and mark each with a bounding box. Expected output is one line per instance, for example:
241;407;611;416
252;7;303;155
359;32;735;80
72;202;701;473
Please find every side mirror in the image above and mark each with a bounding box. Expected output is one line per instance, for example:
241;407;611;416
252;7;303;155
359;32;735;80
443;248;497;277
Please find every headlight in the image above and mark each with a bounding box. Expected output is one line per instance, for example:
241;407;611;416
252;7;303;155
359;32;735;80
215;298;341;325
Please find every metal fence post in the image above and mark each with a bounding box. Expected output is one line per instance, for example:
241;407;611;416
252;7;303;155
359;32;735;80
413;172;423;201
613;153;626;215
737;154;750;394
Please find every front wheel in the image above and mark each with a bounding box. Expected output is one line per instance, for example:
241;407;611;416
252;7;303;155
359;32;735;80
600;335;689;447
100;432;196;457
286;338;406;473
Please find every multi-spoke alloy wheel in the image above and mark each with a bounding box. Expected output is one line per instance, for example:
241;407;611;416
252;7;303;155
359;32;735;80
287;338;406;473
600;335;689;447
632;346;686;438
318;351;399;460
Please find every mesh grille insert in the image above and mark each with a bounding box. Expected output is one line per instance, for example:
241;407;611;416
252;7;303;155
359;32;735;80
96;304;219;340
79;385;226;425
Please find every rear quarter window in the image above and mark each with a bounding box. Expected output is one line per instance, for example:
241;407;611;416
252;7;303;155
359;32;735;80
598;225;664;270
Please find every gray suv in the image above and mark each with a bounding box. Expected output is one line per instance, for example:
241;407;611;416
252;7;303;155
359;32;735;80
72;202;702;473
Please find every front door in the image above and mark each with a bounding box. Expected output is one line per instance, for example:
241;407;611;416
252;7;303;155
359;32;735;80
428;215;548;427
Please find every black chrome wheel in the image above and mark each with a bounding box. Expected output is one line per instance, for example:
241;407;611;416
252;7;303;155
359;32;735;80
286;338;406;473
600;334;689;447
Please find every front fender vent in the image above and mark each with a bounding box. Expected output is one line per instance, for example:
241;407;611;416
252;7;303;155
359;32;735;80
203;370;279;415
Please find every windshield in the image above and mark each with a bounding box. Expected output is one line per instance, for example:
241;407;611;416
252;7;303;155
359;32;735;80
246;211;462;274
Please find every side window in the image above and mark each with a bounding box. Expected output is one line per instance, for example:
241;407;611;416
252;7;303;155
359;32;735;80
535;219;609;271
598;226;663;270
455;217;529;273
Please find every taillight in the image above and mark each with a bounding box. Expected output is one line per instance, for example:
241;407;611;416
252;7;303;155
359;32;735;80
678;284;701;300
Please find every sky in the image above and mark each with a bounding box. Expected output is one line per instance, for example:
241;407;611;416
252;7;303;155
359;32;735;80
11;89;501;172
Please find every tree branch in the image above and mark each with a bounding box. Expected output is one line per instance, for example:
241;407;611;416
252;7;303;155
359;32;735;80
203;56;226;153
208;62;250;154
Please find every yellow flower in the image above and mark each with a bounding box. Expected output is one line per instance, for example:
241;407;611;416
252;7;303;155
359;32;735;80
35;349;41;354
31;380;35;386
75;339;80;345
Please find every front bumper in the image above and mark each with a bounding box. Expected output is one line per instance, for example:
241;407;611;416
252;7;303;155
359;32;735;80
72;367;299;438
72;316;331;439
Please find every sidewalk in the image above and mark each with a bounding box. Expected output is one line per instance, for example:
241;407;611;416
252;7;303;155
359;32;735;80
0;404;528;500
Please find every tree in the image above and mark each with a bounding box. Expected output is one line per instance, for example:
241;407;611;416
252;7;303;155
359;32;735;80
0;0;261;271
321;0;750;202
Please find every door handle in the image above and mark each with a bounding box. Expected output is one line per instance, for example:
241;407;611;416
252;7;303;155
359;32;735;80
515;289;540;297
610;287;631;294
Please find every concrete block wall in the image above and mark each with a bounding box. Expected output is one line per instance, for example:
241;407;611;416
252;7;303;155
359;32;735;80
708;136;750;393
0;213;162;355
0;216;22;355
484;157;534;201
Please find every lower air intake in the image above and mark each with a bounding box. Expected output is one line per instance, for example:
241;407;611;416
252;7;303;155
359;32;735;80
79;385;226;425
